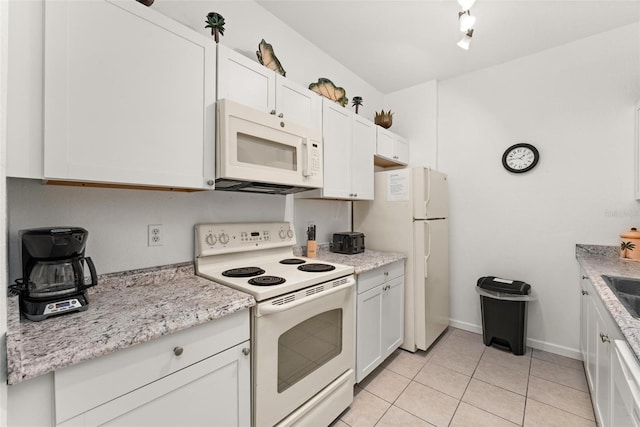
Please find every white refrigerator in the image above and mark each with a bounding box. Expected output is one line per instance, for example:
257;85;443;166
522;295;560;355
353;167;449;352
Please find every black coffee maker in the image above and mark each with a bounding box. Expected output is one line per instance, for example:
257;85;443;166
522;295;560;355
12;227;98;321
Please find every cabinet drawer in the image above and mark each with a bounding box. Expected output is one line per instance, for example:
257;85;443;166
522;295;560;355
357;261;404;294
55;310;249;424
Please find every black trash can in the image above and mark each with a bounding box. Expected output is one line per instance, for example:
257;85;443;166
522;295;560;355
476;276;533;356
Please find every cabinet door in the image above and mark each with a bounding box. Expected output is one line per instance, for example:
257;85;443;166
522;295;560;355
580;275;594;389
394;135;410;165
356;285;383;383
44;0;215;189
275;75;322;130
216;44;275;113
586;293;598;396
382;276;404;357
322;99;352;199
351;115;375;200
595;305;612;427
376;127;395;160
58;342;251;427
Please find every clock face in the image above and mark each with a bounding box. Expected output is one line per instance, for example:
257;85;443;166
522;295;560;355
502;143;539;173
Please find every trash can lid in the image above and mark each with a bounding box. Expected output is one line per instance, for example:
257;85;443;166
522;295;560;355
477;276;531;295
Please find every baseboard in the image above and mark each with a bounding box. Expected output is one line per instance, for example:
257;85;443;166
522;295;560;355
448;319;582;361
448;319;482;334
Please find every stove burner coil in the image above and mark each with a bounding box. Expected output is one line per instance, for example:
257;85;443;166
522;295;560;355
248;276;286;286
222;267;265;278
297;263;336;273
279;258;306;265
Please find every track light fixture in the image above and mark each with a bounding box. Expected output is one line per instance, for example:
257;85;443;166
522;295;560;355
457;29;473;50
456;0;476;50
458;10;475;32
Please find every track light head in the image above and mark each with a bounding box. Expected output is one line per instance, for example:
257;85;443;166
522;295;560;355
457;0;476;11
457;29;474;50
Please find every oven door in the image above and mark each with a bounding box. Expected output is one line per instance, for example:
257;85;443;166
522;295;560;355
253;275;355;427
217;99;323;189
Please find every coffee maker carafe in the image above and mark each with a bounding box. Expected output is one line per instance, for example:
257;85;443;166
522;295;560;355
13;227;98;321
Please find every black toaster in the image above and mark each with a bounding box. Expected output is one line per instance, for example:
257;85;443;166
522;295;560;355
332;232;365;255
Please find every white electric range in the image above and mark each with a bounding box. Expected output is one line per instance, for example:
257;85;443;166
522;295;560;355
194;222;356;427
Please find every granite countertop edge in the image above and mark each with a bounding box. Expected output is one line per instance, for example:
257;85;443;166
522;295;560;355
6;262;255;385
576;244;640;361
294;245;406;274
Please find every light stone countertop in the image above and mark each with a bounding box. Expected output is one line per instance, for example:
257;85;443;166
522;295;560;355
295;244;406;274
576;244;640;361
6;262;255;385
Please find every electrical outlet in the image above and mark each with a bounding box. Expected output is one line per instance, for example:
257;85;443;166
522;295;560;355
148;224;163;247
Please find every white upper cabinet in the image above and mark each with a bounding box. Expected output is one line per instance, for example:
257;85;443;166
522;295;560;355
375;127;409;167
216;44;321;131
351;115;376;200
43;0;216;190
300;99;374;200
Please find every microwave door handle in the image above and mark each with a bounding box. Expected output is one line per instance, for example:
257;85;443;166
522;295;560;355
301;137;311;177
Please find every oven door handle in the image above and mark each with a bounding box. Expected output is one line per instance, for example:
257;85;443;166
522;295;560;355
258;277;355;316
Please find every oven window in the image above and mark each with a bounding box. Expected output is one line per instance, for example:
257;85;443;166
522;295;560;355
237;132;297;171
277;309;342;393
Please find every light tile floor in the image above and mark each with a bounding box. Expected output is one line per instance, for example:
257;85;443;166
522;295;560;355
332;328;595;427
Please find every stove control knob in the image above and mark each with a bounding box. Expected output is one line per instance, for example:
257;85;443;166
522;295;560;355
219;233;230;245
286;229;294;239
205;233;217;246
279;229;286;239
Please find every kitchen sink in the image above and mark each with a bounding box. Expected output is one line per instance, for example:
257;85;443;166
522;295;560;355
601;275;640;318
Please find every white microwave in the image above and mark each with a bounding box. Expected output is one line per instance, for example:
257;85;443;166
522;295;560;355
215;99;323;194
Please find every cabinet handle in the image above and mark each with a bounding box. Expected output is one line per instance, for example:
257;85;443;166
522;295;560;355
278;113;284;118
582;275;588;280
600;333;610;343
242;347;250;356
582;290;589;295
354;193;358;197
173;346;184;356
384;271;389;276
207;179;214;186
270;110;276;115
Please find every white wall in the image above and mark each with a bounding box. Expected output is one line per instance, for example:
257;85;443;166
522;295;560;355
385;80;438;169
7;179;287;280
437;23;640;357
1;0;8;422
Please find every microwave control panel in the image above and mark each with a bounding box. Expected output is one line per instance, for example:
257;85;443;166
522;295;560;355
195;222;295;257
310;142;321;175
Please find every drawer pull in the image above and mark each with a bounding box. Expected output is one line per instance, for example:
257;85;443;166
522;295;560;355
582;290;589;295
242;347;250;356
582;275;588;280
600;333;610;344
173;346;184;356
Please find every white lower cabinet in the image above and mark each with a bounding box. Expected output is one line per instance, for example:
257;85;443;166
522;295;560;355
356;261;404;383
58;342;250;427
580;271;625;427
54;311;250;427
8;310;251;427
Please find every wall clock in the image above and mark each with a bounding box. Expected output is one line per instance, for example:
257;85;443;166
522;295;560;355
502;143;539;173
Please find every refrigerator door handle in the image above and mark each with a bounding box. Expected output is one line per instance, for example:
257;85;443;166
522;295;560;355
424;222;431;278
